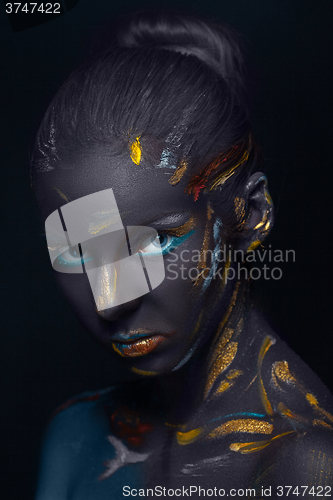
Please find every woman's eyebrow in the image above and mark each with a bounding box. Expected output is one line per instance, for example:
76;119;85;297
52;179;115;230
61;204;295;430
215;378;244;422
146;213;191;228
149;214;196;237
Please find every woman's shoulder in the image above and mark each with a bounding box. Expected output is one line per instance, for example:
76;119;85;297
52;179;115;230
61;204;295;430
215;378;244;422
35;386;118;499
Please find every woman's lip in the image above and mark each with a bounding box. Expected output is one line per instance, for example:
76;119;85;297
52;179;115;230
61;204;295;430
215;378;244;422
112;331;176;357
111;330;176;343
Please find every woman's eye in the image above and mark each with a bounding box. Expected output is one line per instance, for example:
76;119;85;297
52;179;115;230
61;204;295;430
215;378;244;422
141;234;173;255
55;246;93;268
140;230;195;256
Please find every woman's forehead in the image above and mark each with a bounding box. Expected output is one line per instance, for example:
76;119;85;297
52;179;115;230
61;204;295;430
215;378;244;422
35;146;205;223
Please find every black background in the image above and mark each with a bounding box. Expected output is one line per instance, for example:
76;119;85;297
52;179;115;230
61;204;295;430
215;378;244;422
1;0;332;498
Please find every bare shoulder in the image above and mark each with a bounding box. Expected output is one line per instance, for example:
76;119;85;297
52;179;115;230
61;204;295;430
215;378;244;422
266;428;333;490
35;387;114;500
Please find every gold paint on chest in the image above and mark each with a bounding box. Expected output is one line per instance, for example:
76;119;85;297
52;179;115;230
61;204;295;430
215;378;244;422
209;419;273;438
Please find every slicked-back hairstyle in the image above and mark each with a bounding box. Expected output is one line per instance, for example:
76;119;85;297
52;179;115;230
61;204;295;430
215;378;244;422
31;11;261;240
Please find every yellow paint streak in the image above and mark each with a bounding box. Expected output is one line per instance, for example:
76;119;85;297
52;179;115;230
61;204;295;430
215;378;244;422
215;368;243;395
165;215;196;237
254;211;268;230
131;367;157;376
272;360;297;384
234;197;246;221
313;419;333;430
209;151;249;190
88;211;123;235
247;239;261;252
177;428;203;445
306;393;333;423
168;159;187;185
273;362;333;424
54;187;70;203
222;257;231;285
112;343;125;357
215;380;232;394
204;342;238;398
165;422;186;429
307;393;319;406
204;281;243;399
226;369;243;380
257;336;275;416
230;431;295;454
265;189;273;206
130;136;142;165
277;402;309;424
209;419;273;438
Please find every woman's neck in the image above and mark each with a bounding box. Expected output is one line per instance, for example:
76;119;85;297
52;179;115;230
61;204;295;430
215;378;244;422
155;280;250;424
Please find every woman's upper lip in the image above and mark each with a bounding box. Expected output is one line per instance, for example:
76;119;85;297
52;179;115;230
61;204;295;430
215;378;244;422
111;330;176;343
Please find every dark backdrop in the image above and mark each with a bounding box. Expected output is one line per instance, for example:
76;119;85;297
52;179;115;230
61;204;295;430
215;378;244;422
1;0;332;498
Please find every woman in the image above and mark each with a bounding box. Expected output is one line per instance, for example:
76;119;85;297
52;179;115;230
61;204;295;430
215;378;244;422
33;12;333;499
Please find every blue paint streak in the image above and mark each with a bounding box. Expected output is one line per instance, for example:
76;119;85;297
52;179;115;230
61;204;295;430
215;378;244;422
157;148;177;169
208;412;266;425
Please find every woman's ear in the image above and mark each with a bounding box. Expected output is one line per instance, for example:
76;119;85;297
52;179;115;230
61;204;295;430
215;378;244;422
236;172;274;253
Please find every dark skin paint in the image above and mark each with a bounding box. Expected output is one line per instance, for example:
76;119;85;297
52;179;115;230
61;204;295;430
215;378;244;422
34;146;333;499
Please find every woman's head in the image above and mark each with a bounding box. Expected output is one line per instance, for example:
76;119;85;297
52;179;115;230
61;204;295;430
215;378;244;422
31;12;273;376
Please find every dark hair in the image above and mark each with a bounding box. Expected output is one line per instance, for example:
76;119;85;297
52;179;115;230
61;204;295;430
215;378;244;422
31;12;261;240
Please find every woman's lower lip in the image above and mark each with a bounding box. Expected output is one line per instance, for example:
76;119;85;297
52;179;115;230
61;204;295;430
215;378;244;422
112;335;166;357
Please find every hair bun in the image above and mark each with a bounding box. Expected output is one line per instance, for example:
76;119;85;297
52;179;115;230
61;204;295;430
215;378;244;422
117;12;244;90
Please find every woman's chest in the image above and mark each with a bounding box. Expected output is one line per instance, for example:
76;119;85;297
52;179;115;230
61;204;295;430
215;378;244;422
69;430;255;499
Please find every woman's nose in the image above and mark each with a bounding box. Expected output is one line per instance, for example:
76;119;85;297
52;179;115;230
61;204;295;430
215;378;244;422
95;296;142;321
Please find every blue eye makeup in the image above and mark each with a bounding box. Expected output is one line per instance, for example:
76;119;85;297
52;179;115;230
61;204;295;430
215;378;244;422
141;230;195;256
54;229;195;268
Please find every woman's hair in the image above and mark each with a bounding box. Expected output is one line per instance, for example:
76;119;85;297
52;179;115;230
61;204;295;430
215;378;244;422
31;11;261;240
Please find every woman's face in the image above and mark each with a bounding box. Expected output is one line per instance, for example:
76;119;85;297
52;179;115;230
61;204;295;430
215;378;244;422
35;145;232;376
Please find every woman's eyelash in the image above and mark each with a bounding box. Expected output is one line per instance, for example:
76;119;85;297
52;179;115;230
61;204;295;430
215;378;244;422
142;230;195;256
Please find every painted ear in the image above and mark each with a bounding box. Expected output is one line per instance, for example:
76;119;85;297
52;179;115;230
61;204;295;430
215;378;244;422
237;172;274;253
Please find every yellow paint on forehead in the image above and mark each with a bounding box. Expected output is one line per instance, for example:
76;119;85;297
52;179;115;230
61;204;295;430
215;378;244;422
168;159;188;186
130;136;142;165
88;210;125;235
